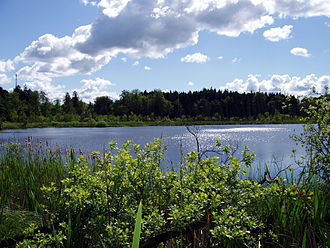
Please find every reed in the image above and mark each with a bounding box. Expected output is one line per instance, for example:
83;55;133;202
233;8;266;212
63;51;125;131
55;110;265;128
0;139;79;240
0;140;69;211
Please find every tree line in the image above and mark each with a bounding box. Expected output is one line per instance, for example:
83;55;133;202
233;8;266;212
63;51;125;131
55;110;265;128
0;85;306;125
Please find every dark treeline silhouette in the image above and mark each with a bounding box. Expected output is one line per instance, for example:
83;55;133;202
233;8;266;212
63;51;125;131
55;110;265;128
0;86;305;126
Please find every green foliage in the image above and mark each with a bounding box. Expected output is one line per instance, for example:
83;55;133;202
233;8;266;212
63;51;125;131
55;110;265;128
0;209;41;240
291;88;329;182
0;86;304;129
9;139;276;247
17;224;65;248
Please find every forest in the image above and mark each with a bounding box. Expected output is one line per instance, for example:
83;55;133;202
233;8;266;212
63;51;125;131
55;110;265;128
0;85;305;129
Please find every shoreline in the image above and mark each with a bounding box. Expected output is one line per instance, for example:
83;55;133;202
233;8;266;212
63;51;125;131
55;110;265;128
1;119;304;131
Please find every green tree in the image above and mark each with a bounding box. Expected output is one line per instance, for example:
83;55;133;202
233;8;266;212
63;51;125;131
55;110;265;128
71;91;84;115
94;96;113;115
62;92;73;114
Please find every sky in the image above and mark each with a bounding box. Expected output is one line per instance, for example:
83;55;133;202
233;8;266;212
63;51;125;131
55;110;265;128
0;0;329;103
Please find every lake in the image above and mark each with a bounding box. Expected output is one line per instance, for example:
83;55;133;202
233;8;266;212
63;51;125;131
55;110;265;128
0;124;304;175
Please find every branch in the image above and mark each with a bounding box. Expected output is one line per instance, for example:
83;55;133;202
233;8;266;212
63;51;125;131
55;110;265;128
140;216;207;248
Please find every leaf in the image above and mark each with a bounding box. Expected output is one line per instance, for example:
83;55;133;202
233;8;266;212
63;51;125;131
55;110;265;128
132;201;143;248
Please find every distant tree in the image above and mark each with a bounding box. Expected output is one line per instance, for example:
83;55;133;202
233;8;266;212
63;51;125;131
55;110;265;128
62;92;73;114
94;96;113;115
71;91;84;115
151;90;171;117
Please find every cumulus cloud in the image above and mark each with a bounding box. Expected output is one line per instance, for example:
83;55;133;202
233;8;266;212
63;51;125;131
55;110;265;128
193;3;274;37
132;61;139;66
0;59;15;73
290;47;311;57
23;77;118;102
77;0;198;58
24;80;66;100
98;0;131;18
75;77;118;102
81;0;97;6
187;81;195;86
0;74;11;85
181;52;210;63
259;0;330;18
16;31;111;86
263;25;293;42
0;60;13;84
220;74;330;96
144;66;152;70
217;56;223;60
76;0;278;59
121;57;127;62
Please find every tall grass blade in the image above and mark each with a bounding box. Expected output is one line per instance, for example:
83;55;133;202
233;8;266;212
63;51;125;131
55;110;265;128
67;211;72;248
302;227;307;248
313;175;319;220
132;201;143;248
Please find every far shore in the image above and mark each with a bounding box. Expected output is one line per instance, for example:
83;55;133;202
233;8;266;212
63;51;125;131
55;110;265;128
0;119;304;131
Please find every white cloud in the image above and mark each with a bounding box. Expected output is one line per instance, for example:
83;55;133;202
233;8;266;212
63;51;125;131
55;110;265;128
24;80;66;100
132;61;139;66
220;74;330;96
187;81;195;86
0;74;11;85
76;0;277;58
144;66;152;70
121;57;127;62
98;0;131;18
261;0;330;18
16;32;111;86
217;56;223;60
0;59;14;73
263;25;293;42
189;1;274;37
232;57;241;63
81;0;97;6
75;77;118;102
290;47;311;57
181;52;210;63
22;77;118;103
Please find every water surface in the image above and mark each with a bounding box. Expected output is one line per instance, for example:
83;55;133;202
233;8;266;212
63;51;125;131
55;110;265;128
0;124;304;173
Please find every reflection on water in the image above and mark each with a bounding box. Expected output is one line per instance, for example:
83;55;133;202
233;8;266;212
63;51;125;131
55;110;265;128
0;124;304;173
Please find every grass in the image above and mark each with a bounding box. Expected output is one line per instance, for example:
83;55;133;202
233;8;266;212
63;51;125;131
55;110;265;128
0;208;42;240
0;141;70;212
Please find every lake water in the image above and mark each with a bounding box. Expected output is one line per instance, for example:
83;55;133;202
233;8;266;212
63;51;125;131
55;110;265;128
0;124;304;174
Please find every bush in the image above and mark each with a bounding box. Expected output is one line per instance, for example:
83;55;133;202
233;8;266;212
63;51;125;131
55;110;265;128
291;88;329;182
15;139;274;247
95;120;107;127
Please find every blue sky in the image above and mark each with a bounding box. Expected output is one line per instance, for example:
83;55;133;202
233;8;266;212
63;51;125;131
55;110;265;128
0;0;329;102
